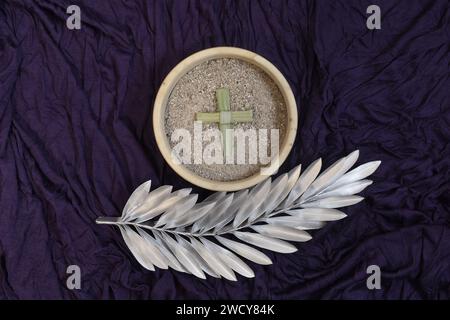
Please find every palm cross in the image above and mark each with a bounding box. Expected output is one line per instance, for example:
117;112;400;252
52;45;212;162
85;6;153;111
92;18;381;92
196;88;253;159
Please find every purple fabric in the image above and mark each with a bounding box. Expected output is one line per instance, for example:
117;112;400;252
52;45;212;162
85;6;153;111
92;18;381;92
0;0;449;299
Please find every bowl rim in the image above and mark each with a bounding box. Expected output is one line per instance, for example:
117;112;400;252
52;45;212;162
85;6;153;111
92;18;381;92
153;46;298;191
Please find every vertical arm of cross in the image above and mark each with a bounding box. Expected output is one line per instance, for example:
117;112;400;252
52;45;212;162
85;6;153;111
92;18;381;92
216;88;232;160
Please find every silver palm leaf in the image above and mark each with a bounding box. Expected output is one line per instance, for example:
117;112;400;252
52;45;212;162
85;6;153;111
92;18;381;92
97;150;381;280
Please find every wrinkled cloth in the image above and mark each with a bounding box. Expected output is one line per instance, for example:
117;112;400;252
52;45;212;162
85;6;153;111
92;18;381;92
0;0;449;299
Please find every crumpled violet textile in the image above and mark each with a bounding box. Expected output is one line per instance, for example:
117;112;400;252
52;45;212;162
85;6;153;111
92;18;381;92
0;0;449;299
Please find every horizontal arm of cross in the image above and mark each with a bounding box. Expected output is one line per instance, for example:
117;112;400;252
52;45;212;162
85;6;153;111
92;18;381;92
195;110;253;123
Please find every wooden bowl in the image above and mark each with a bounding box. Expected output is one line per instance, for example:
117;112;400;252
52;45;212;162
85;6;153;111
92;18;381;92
153;47;297;191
